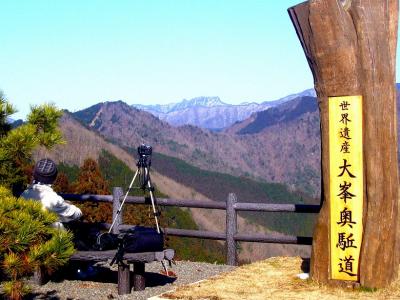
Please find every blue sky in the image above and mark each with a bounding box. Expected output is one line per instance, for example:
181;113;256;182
1;1;398;120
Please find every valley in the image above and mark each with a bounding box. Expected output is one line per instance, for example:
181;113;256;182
73;96;321;197
34;86;400;263
36;112;313;262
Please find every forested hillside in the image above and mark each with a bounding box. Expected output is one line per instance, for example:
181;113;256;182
236;96;318;135
57;151;225;263
150;152;317;236
73;99;321;196
35;111;312;261
35;113;225;262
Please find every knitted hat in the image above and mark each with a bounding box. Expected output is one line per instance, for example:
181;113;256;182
33;158;58;184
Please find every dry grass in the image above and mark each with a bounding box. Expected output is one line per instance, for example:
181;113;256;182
159;257;400;300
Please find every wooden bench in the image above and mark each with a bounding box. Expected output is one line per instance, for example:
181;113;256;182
34;249;175;295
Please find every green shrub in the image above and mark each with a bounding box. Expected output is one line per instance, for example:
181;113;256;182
0;92;64;196
0;186;74;300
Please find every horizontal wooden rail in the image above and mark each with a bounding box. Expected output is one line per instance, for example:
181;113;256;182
63;189;320;266
61;193;113;202
119;225;226;240
234;202;320;213
164;228;226;240
109;223;313;245
126;196;227;210
234;233;313;245
62;194;320;213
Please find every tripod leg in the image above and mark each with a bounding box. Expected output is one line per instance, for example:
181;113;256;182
108;168;140;233
161;260;168;275
145;168;161;233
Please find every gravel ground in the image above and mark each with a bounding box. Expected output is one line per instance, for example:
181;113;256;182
21;261;235;300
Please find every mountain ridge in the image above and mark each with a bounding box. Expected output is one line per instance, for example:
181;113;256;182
232;96;319;135
134;96;227;114
73;96;322;196
132;89;316;130
37;111;311;261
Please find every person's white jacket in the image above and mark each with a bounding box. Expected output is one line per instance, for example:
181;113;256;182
21;183;82;228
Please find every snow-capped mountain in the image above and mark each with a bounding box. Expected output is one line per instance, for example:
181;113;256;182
134;96;226;114
132;89;315;130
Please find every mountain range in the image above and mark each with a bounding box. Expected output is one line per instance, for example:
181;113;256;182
35;111;312;261
29;86;400;262
74;94;321;196
132;89;316;130
36;84;400;200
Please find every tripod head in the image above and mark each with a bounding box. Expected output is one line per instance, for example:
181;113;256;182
137;144;152;189
137;144;152;167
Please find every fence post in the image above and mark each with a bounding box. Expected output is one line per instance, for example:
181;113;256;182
226;193;237;266
112;187;123;234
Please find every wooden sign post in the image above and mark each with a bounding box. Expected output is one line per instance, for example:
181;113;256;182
288;0;399;288
329;95;363;281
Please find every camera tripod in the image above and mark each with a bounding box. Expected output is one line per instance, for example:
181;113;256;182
106;145;173;276
108;153;160;234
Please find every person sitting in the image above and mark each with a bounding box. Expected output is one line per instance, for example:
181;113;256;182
20;158;82;229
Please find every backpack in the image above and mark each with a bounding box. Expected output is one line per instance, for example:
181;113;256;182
95;226;164;253
121;226;164;253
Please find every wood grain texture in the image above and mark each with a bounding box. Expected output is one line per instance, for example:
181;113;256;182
69;250;166;263
118;263;131;295
33;266;47;286
133;262;146;291
112;187;123;234
226;193;238;266
289;0;399;288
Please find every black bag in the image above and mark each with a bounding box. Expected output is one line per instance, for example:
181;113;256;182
95;232;119;251
121;226;164;253
95;226;164;253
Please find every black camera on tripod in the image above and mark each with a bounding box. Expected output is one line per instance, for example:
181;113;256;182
138;144;152;157
137;144;152;188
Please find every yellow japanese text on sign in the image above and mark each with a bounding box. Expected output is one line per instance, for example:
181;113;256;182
329;95;363;281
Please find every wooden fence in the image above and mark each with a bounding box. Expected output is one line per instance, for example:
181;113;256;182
61;187;320;266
